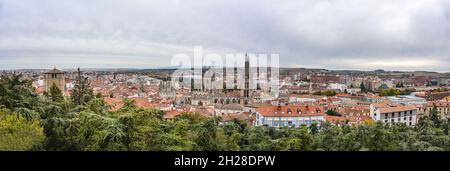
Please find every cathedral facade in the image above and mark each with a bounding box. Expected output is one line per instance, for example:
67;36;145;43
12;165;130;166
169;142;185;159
182;55;263;106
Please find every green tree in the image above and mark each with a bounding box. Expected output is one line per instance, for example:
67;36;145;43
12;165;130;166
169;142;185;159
0;73;39;111
116;108;166;151
71;69;94;106
326;109;342;116
193;117;223;151
273;127;313;151
243;127;273;151
0;110;45;151
45;83;65;102
360;82;367;93
430;106;441;127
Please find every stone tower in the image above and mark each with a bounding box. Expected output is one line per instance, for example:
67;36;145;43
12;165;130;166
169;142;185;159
244;54;250;98
44;67;65;92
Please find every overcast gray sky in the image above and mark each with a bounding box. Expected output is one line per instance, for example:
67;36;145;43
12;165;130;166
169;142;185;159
0;0;449;72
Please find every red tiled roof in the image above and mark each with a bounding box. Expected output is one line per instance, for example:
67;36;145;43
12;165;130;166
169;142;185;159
428;101;450;107
163;110;184;119
372;102;418;113
222;112;251;122
379;105;417;113
134;98;157;109
104;97;124;111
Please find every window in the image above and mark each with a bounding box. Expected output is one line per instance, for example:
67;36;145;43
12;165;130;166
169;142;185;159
409;122;412;126
391;113;395;117
409;117;412;121
410;111;413;114
391;119;395;123
385;114;388;118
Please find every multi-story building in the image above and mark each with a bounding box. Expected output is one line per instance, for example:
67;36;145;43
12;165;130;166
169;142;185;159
370;103;418;126
255;104;326;127
424;101;450;119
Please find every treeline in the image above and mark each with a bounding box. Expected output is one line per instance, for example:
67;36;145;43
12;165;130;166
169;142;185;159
379;88;415;97
1;73;450;151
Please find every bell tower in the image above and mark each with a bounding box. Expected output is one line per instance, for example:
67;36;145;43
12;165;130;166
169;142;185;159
44;67;65;93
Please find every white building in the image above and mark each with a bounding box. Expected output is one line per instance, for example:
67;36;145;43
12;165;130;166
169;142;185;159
327;83;348;92
214;104;244;117
288;97;317;104
387;94;426;105
370;103;418;126
346;88;361;94
255;105;326;127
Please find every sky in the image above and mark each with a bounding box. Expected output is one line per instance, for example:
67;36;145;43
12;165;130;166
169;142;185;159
0;0;449;72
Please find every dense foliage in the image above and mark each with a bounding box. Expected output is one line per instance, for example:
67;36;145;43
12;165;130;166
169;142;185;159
313;90;336;96
379;88;415;96
1;73;450;151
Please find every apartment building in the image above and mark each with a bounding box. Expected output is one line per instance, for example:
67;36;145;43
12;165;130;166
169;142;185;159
370;103;418;126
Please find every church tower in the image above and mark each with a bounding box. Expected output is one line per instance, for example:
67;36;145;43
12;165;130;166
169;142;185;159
44;67;65;92
244;54;250;98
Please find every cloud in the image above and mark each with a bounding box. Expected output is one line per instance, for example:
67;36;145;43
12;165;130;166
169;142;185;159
0;0;449;72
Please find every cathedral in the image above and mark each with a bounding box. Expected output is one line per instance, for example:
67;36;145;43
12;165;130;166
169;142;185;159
179;55;266;106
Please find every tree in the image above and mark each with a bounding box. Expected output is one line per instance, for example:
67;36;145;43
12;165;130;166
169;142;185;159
116;108;166;151
0;110;45;151
193;117;223;151
326;109;342;116
95;92;103;99
379;88;398;96
273;127;313;151
313;90;336;96
71;68;94;106
360;82;367;93
45;83;64;102
243;127;273;151
86;98;110;115
0;73;39;111
176;112;207;124
430;106;441;127
309;123;319;135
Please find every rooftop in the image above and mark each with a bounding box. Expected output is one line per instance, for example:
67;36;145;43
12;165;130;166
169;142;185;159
45;68;64;74
256;104;326;117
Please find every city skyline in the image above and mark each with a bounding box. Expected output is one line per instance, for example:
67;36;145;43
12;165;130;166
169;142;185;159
0;0;450;72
